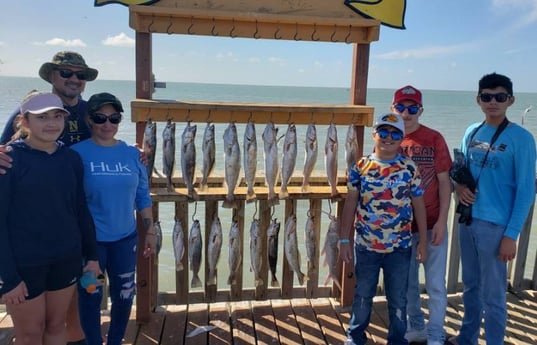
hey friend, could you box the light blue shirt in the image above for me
[72,139,152,242]
[461,121,536,240]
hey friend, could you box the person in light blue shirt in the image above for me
[448,73,536,345]
[71,92,157,345]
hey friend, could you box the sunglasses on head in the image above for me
[57,69,88,81]
[375,127,403,141]
[90,113,122,124]
[478,92,510,103]
[393,103,421,115]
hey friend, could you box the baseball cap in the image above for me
[20,92,70,115]
[87,92,124,115]
[374,112,405,136]
[393,85,422,105]
[39,51,98,83]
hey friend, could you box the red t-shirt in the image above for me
[400,125,452,231]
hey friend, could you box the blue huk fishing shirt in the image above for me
[71,139,152,242]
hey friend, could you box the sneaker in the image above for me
[405,328,427,342]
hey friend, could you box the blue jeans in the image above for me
[456,219,507,345]
[79,232,138,345]
[406,230,448,342]
[347,246,411,345]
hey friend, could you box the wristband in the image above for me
[339,239,350,244]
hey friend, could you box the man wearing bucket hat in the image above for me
[1,51,98,147]
[0,51,98,345]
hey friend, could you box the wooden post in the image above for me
[510,204,534,290]
[135,31,153,323]
[339,43,370,307]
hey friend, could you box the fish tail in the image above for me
[279,187,289,199]
[227,274,235,285]
[326,274,342,291]
[301,182,311,193]
[246,187,256,202]
[191,275,202,288]
[176,262,184,271]
[255,278,264,287]
[222,197,236,209]
[270,275,280,287]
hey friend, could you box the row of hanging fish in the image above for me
[143,120,360,206]
[153,210,342,289]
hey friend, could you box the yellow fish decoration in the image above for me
[94,0,160,6]
[345,0,407,29]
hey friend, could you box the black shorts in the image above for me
[15,256,82,300]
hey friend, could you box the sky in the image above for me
[1,0,537,92]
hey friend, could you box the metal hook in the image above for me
[287,112,292,124]
[186,109,191,123]
[253,20,260,39]
[274,23,282,39]
[345,25,352,44]
[230,18,237,38]
[187,16,195,35]
[206,110,211,123]
[166,108,171,122]
[330,24,338,42]
[294,22,301,41]
[310,111,315,124]
[211,17,219,36]
[331,112,335,124]
[191,202,198,222]
[271,205,276,218]
[166,16,173,34]
[311,23,320,41]
[248,111,253,122]
[148,14,155,33]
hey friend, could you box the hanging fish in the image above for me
[143,119,158,179]
[243,121,258,202]
[325,123,339,198]
[304,212,316,272]
[162,120,176,192]
[322,213,342,290]
[222,123,241,209]
[200,122,215,191]
[227,220,242,285]
[207,215,223,286]
[181,122,197,197]
[249,218,263,287]
[262,122,279,205]
[284,214,306,286]
[280,124,297,199]
[267,218,281,287]
[172,217,185,271]
[345,124,359,176]
[302,123,318,192]
[154,220,163,256]
[188,219,203,288]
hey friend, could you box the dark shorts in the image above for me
[16,256,82,300]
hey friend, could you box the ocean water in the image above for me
[1,76,536,291]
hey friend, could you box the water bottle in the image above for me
[80,271,104,294]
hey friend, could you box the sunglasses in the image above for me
[478,92,510,103]
[393,103,421,115]
[90,113,122,124]
[57,69,88,81]
[376,127,404,141]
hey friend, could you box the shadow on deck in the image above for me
[1,290,537,345]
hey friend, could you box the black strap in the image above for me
[467,117,509,186]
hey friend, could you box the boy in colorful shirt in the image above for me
[340,112,428,345]
[392,85,453,345]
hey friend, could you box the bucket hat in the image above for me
[39,51,98,83]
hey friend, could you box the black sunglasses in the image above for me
[376,127,403,141]
[479,92,510,103]
[394,103,421,115]
[57,69,88,81]
[90,113,122,124]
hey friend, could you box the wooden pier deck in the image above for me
[1,290,536,345]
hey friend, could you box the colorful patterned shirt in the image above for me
[348,153,423,253]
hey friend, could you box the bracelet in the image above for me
[339,239,350,244]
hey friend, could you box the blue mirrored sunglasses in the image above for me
[394,103,421,115]
[376,127,403,141]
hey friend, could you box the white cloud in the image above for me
[491,0,537,27]
[268,57,285,66]
[248,57,261,64]
[33,38,87,47]
[102,32,134,47]
[375,44,471,60]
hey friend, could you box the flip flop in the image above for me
[444,337,459,345]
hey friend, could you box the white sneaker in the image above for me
[343,337,355,345]
[427,341,443,345]
[405,328,427,342]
